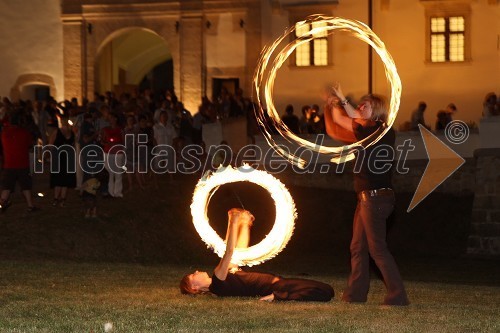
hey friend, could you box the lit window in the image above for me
[430,16,465,62]
[295,22,329,67]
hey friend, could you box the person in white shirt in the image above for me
[153,111,176,181]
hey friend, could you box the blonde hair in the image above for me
[360,94,388,123]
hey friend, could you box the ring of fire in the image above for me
[253,15,402,167]
[191,165,297,267]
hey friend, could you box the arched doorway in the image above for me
[95,28,173,98]
[10,73,57,102]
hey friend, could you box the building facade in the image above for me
[0,0,498,127]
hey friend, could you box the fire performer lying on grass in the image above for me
[180,208,334,302]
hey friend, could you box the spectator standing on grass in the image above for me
[49,116,76,207]
[153,100,169,124]
[0,112,38,213]
[124,114,144,191]
[192,103,212,144]
[299,105,311,134]
[32,100,49,145]
[95,104,111,133]
[436,103,457,130]
[101,112,124,198]
[482,93,499,117]
[153,111,176,179]
[281,104,300,134]
[410,101,428,130]
[308,104,325,134]
[234,88,251,117]
[137,114,154,184]
[177,102,193,146]
[45,98,59,138]
[79,110,100,181]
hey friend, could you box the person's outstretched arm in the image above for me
[236,211,254,249]
[323,103,356,143]
[332,84,362,119]
[214,209,241,281]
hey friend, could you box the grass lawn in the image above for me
[0,174,498,332]
[0,261,499,333]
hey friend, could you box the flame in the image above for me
[191,165,297,267]
[253,15,401,168]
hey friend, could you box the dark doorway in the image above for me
[20,84,50,101]
[35,86,50,101]
[212,78,239,101]
[139,59,174,98]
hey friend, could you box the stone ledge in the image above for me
[474,148,500,158]
[470,223,500,236]
[467,236,500,256]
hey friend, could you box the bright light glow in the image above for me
[37,192,44,197]
[68,120,74,126]
[191,165,297,267]
[254,15,401,168]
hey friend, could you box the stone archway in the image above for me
[61,1,261,113]
[94,27,173,95]
[10,73,57,102]
[87,19,182,100]
[62,3,202,112]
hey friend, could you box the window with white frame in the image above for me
[430,15,465,62]
[295,21,329,67]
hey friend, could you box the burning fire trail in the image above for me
[191,165,297,267]
[253,15,401,167]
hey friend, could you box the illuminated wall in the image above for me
[372,0,499,128]
[0,0,64,101]
[263,0,369,118]
[264,0,499,129]
[0,0,496,127]
[205,12,247,98]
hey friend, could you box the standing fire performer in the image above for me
[180,208,334,302]
[324,84,409,306]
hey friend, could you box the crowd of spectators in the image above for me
[1,88,498,216]
[400,92,499,132]
[0,87,255,217]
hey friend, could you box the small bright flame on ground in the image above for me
[68,120,74,126]
[191,165,297,267]
[37,193,44,197]
[253,15,401,167]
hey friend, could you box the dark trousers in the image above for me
[342,192,409,305]
[272,278,334,302]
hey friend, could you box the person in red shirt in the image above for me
[101,112,125,198]
[0,112,38,213]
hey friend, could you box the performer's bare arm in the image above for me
[332,84,362,119]
[236,211,254,248]
[214,209,241,281]
[215,209,254,280]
